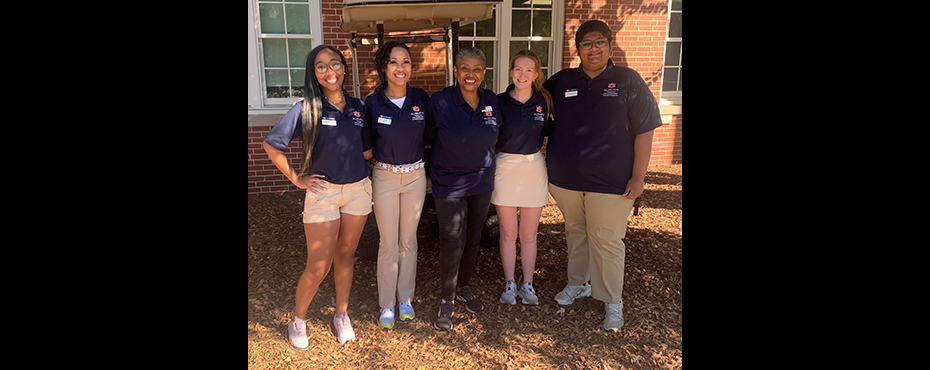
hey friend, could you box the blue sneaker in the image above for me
[398,301,415,321]
[379,308,395,329]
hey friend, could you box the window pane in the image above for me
[530,41,549,66]
[285,4,310,34]
[475,8,496,36]
[512,10,530,37]
[266,69,291,98]
[664,41,680,67]
[260,4,285,34]
[532,10,551,37]
[290,69,306,97]
[669,13,682,38]
[513,0,531,8]
[263,38,287,68]
[475,41,495,68]
[510,41,527,63]
[662,67,678,92]
[288,38,314,68]
[460,22,475,36]
[483,70,494,91]
[672,0,681,11]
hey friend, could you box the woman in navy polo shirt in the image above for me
[492,50,552,307]
[363,41,430,330]
[262,45,372,347]
[425,46,501,331]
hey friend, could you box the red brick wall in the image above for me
[649,114,681,165]
[248,126,304,194]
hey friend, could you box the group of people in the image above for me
[262,20,663,349]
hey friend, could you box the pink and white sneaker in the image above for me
[287,316,309,350]
[333,312,356,345]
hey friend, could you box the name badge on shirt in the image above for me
[482,106,493,113]
[565,88,579,98]
[377,115,392,125]
[322,118,337,126]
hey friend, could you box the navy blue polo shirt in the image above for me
[264,90,372,185]
[542,60,662,194]
[364,83,430,165]
[496,85,548,154]
[425,85,501,198]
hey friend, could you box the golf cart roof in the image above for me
[341,0,501,34]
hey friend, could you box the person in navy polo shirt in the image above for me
[363,41,430,330]
[492,50,553,307]
[262,45,372,347]
[542,20,662,332]
[425,46,501,331]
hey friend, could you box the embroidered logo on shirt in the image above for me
[411,105,425,121]
[351,111,364,126]
[603,82,620,97]
[536,106,543,113]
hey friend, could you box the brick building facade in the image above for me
[248,0,681,194]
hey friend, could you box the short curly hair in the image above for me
[374,41,412,85]
[574,20,612,50]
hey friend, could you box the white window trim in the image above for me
[248,0,324,114]
[459,1,563,93]
[660,0,681,105]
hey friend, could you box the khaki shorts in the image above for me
[302,177,372,224]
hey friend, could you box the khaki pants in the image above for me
[372,166,426,309]
[548,183,635,304]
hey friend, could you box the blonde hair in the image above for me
[509,49,552,122]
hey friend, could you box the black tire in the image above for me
[356,211,380,261]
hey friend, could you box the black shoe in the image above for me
[434,300,454,331]
[456,286,484,313]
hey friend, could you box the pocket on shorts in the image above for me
[304,189,321,206]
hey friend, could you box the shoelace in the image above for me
[292,318,305,331]
[458,287,476,300]
[439,302,454,317]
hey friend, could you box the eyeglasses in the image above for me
[314,61,343,74]
[578,39,609,51]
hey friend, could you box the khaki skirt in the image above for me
[491,151,549,207]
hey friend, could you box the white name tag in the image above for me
[377,115,392,125]
[482,105,493,112]
[565,89,578,98]
[322,118,337,126]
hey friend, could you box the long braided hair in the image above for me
[298,45,347,175]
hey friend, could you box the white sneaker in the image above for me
[333,312,356,345]
[603,301,624,332]
[518,282,539,305]
[379,308,395,329]
[287,316,309,350]
[499,281,517,305]
[398,301,415,321]
[554,282,591,305]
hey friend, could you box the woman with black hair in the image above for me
[263,44,373,347]
[425,46,502,331]
[364,41,430,329]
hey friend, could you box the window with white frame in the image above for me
[248,0,323,110]
[459,0,563,93]
[661,0,681,100]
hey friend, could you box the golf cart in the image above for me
[341,0,503,261]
